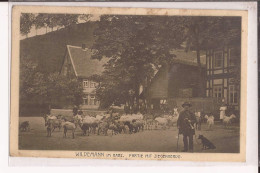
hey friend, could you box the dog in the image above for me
[198,135,216,150]
[19,121,30,132]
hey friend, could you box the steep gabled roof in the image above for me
[67,45,107,78]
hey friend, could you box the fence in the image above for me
[168,97,220,113]
[51,109,106,117]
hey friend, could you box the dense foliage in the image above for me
[92,15,241,109]
[20,13,92,37]
[92,15,188,108]
[19,13,241,111]
[20,57,84,110]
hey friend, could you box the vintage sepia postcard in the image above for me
[10,5,248,162]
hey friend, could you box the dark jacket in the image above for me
[177,109,196,135]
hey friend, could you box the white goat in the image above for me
[154,117,168,130]
[43,114,57,126]
[119,115,134,122]
[132,113,144,120]
[223,114,236,127]
[173,108,179,117]
[82,116,99,124]
[162,115,178,128]
[205,115,214,130]
[62,121,76,139]
[73,114,83,128]
[96,114,105,121]
[81,116,99,134]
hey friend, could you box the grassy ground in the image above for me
[19,117,240,153]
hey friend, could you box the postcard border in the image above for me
[10,5,248,162]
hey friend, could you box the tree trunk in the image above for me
[196,46,201,71]
[135,84,140,112]
[194,22,204,97]
[195,22,201,71]
[196,45,205,97]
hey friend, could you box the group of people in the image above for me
[123,103,147,115]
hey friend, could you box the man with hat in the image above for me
[177,102,196,152]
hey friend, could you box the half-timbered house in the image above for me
[60,44,107,109]
[205,45,240,110]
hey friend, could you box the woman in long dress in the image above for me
[219,104,227,123]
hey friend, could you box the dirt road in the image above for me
[19,117,239,153]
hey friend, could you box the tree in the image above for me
[184,16,241,67]
[20,13,35,37]
[21,13,92,36]
[184,16,241,95]
[20,56,47,104]
[46,73,84,108]
[92,15,187,109]
[79,14,93,22]
[20,56,84,110]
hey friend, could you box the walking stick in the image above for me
[193,123,199,145]
[177,128,180,152]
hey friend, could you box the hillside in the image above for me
[20,21,98,74]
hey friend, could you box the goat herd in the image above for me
[19,110,237,139]
[43,112,179,139]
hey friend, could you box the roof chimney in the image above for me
[82,43,86,50]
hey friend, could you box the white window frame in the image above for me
[83,80,89,88]
[90,81,96,88]
[214,51,223,68]
[229,85,238,104]
[89,95,96,105]
[213,85,222,98]
[83,97,88,105]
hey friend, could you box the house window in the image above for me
[213,85,222,98]
[90,82,96,88]
[229,48,240,66]
[214,51,223,68]
[89,95,96,105]
[83,97,88,105]
[83,80,88,88]
[229,85,238,104]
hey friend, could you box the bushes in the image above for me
[19,57,84,116]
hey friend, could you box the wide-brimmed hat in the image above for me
[182,102,192,108]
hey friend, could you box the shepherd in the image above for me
[177,102,196,152]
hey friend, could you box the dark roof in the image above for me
[67,45,107,78]
[170,49,206,67]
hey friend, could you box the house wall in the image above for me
[80,78,100,109]
[206,46,240,110]
[146,65,169,99]
[147,63,205,99]
[60,52,100,109]
[168,63,205,98]
[146,63,206,110]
